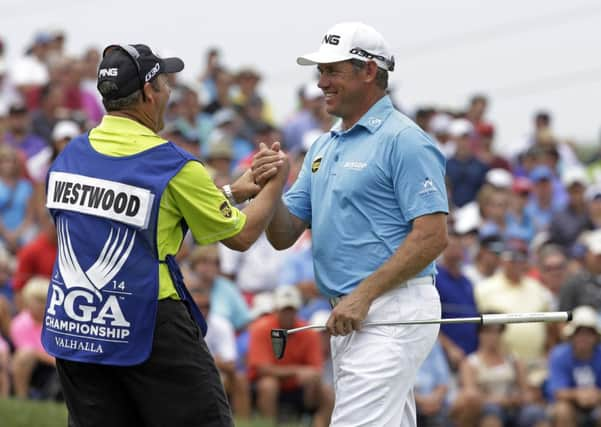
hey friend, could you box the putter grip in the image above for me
[481,311,570,325]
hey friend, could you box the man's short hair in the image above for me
[349,58,388,90]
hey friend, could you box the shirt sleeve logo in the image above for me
[220,201,233,218]
[419,177,438,195]
[311,156,323,173]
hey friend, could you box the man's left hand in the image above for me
[229,168,262,202]
[326,291,370,336]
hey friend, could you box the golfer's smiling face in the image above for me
[317,60,365,120]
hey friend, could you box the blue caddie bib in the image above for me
[42,134,206,366]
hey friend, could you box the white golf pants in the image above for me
[330,278,441,427]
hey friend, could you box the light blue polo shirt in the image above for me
[284,96,448,297]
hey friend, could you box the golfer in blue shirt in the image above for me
[253,22,449,427]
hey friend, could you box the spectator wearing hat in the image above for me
[525,165,565,233]
[429,112,455,158]
[463,232,504,286]
[247,285,332,426]
[476,236,552,373]
[188,244,252,331]
[209,108,254,167]
[446,118,490,208]
[548,168,592,249]
[477,184,512,239]
[50,119,80,160]
[204,133,234,176]
[547,306,601,427]
[10,276,57,399]
[436,231,479,369]
[506,176,537,243]
[11,32,51,109]
[232,67,274,126]
[476,122,512,171]
[559,230,601,313]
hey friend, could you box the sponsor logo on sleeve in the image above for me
[220,201,232,218]
[419,177,438,195]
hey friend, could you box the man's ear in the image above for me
[364,61,378,84]
[142,82,155,103]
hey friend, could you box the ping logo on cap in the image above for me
[99,68,118,78]
[322,34,340,45]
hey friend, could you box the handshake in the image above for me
[227,141,290,204]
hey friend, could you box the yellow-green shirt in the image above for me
[88,115,246,299]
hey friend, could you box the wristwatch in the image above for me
[222,184,237,205]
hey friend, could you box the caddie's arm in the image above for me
[221,153,290,251]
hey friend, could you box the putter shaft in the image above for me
[286,311,571,335]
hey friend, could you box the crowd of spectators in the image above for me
[1,30,601,427]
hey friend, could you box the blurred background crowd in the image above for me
[1,29,601,427]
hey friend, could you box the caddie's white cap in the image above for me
[297,22,395,72]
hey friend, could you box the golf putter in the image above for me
[271,311,572,359]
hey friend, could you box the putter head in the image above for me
[271,329,288,359]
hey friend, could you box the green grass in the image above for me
[0,398,305,427]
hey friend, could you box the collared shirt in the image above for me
[436,266,479,355]
[284,96,448,297]
[475,272,551,362]
[89,115,246,299]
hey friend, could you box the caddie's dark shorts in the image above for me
[56,299,233,427]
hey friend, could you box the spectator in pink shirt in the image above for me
[10,276,56,398]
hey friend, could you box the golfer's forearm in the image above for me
[265,199,305,250]
[355,224,447,303]
[227,180,284,251]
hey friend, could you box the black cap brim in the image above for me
[163,57,184,73]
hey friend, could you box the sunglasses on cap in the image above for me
[349,47,395,71]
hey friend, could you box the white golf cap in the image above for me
[274,285,302,310]
[250,292,274,319]
[485,168,513,189]
[563,306,601,338]
[297,22,395,72]
[303,81,323,100]
[562,167,589,188]
[448,118,473,138]
[52,120,80,141]
[583,229,601,255]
